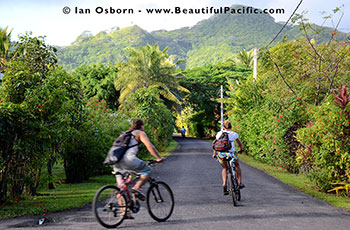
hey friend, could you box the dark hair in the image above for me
[130,119,144,130]
[223,120,232,129]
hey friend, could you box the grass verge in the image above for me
[0,140,178,219]
[239,154,350,211]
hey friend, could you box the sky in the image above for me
[0,0,349,46]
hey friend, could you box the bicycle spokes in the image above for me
[147,182,174,222]
[93,185,127,228]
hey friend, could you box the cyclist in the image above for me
[181,126,186,139]
[212,120,244,195]
[113,119,164,201]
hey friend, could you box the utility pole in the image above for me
[220,85,223,130]
[253,47,258,82]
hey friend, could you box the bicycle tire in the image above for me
[146,181,174,222]
[227,172,237,206]
[233,177,241,201]
[93,185,127,228]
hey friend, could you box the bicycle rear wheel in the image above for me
[93,185,127,228]
[146,181,174,222]
[227,172,237,206]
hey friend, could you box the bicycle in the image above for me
[92,160,174,228]
[225,152,242,207]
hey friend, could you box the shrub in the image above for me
[120,86,175,157]
[295,87,350,191]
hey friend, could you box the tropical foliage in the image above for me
[73,63,120,109]
[179,61,251,137]
[115,44,188,109]
[237,49,254,68]
[120,86,175,156]
[0,34,179,204]
[226,10,350,193]
[0,26,12,61]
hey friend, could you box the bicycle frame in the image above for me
[228,161,236,178]
[224,156,237,178]
[115,172,139,201]
[116,172,157,201]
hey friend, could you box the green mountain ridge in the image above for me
[57,5,344,71]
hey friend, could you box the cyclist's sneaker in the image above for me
[131,189,146,201]
[239,183,245,189]
[223,186,229,195]
[124,214,135,220]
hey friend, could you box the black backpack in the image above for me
[103,130,138,165]
[212,132,232,152]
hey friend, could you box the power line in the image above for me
[268,0,303,47]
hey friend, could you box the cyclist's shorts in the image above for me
[216,151,238,165]
[135,161,151,176]
[114,159,151,177]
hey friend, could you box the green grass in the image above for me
[0,140,178,219]
[0,175,116,219]
[239,154,350,211]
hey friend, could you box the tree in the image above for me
[0,26,12,61]
[10,32,57,79]
[0,33,82,201]
[237,49,253,68]
[73,63,120,110]
[120,86,175,152]
[115,44,188,108]
[180,61,251,137]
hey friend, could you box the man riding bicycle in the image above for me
[212,120,245,195]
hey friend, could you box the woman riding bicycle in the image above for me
[113,119,164,200]
[212,120,244,195]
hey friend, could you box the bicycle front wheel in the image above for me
[234,178,241,201]
[227,173,237,206]
[93,185,127,228]
[146,181,174,222]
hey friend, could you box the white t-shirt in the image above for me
[215,130,239,152]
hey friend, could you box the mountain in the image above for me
[57,5,344,71]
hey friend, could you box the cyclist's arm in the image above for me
[139,131,164,162]
[236,138,243,152]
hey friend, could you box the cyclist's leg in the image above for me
[216,152,228,186]
[220,162,228,186]
[132,161,151,191]
[234,159,243,185]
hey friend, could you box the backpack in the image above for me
[212,132,232,152]
[103,130,138,165]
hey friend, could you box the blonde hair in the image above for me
[223,120,232,129]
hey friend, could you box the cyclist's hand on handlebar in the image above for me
[238,149,244,154]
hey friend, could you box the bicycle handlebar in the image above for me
[147,159,164,166]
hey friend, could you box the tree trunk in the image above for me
[47,157,55,190]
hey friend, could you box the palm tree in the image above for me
[0,26,12,61]
[237,49,253,68]
[115,44,188,105]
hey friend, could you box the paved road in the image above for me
[1,137,350,229]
